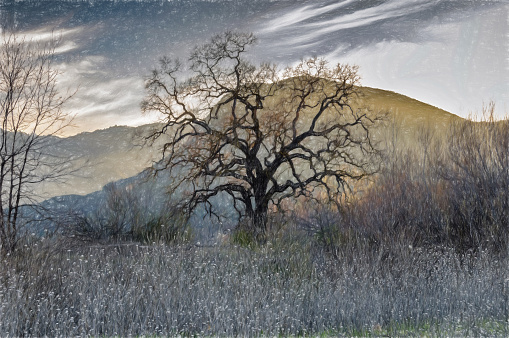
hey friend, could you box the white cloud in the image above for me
[261,0,355,33]
[54,55,154,135]
[257,0,509,119]
[281,0,439,46]
[0,27,83,54]
[17,27,82,42]
[303,0,436,29]
[54,40,78,54]
[70,78,144,117]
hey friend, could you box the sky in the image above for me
[1,0,508,135]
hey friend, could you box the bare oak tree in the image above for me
[143,32,379,239]
[0,33,72,254]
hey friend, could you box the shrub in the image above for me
[60,182,191,245]
[131,210,192,245]
[339,103,509,254]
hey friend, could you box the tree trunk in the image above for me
[0,221,16,257]
[252,203,268,243]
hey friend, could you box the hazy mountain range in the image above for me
[39,123,168,199]
[14,86,456,243]
[34,87,459,214]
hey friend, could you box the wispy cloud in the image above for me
[16,27,82,42]
[56,56,152,135]
[304,0,437,29]
[273,0,439,46]
[261,0,355,33]
[70,77,143,117]
[0,27,83,54]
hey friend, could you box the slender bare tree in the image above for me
[143,32,379,240]
[0,32,73,254]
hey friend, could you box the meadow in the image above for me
[1,237,508,336]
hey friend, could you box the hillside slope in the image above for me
[38,123,168,200]
[37,87,462,200]
[354,87,462,150]
[359,86,460,127]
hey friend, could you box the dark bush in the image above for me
[300,104,509,256]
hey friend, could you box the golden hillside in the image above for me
[38,86,462,200]
[354,87,463,150]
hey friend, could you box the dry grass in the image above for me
[1,240,508,336]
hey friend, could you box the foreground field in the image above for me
[1,238,508,336]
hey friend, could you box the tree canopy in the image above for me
[143,32,380,240]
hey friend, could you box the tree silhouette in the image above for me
[0,33,73,254]
[143,32,379,240]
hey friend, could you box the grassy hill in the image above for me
[359,87,460,126]
[37,87,463,199]
[354,87,462,151]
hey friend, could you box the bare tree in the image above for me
[143,32,379,240]
[0,32,73,254]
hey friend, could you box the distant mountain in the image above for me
[29,87,463,234]
[359,87,460,128]
[37,86,463,201]
[38,123,170,200]
[24,86,469,245]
